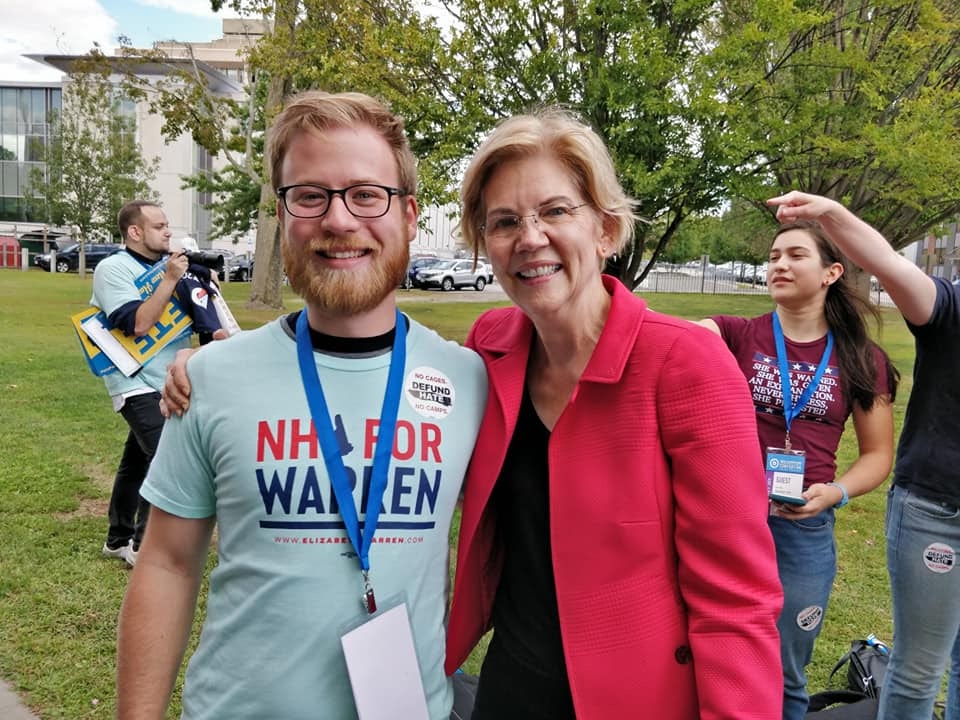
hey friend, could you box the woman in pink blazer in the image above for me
[445,108,784,719]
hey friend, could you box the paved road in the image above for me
[0,679,38,720]
[397,283,509,302]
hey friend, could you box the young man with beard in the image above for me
[94,201,191,568]
[115,91,487,720]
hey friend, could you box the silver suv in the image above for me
[415,258,489,291]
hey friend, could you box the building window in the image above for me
[0,86,61,204]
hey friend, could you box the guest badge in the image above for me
[766,447,807,505]
[340,602,430,720]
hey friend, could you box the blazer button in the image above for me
[674,645,692,664]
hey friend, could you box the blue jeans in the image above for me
[879,485,960,720]
[769,510,837,720]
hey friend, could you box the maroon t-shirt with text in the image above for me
[713,312,889,488]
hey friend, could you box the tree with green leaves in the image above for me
[98,0,291,308]
[109,0,465,308]
[660,201,775,267]
[715,0,960,251]
[93,0,960,299]
[179,76,267,244]
[438,0,733,289]
[24,73,157,260]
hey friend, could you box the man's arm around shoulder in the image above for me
[117,507,214,720]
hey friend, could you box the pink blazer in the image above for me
[446,276,783,719]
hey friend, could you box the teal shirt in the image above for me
[142,317,487,719]
[90,251,191,397]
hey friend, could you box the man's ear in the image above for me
[404,195,419,243]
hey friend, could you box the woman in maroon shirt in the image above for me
[700,220,899,720]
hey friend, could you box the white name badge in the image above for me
[340,602,430,720]
[766,447,807,505]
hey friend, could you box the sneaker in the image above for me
[102,541,130,560]
[121,542,138,568]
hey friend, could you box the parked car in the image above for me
[405,255,444,289]
[219,249,253,282]
[35,242,121,273]
[414,258,489,291]
[19,231,71,263]
[184,248,252,281]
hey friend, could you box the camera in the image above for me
[182,250,224,273]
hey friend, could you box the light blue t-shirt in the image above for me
[142,315,487,720]
[91,251,192,397]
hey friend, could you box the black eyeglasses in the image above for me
[277,183,407,219]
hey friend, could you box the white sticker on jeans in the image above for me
[797,605,823,631]
[923,543,955,574]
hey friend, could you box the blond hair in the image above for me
[459,108,637,254]
[267,90,417,195]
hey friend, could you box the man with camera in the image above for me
[172,238,237,345]
[92,200,192,567]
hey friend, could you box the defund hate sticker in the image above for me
[797,605,823,632]
[405,367,455,418]
[923,543,955,574]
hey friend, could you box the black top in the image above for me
[473,387,575,720]
[177,265,222,343]
[895,277,960,506]
[282,310,406,355]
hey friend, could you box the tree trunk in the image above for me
[246,182,284,310]
[245,0,296,310]
[846,263,885,308]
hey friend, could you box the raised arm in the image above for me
[116,508,214,720]
[767,191,937,326]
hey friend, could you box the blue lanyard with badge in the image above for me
[765,313,834,506]
[295,308,406,613]
[295,309,431,720]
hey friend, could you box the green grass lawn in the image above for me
[0,270,912,717]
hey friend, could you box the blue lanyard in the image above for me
[772,312,834,446]
[294,309,406,580]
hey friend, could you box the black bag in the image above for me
[807,639,944,720]
[828,639,889,699]
[805,690,878,719]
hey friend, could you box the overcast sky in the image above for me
[0,0,229,82]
